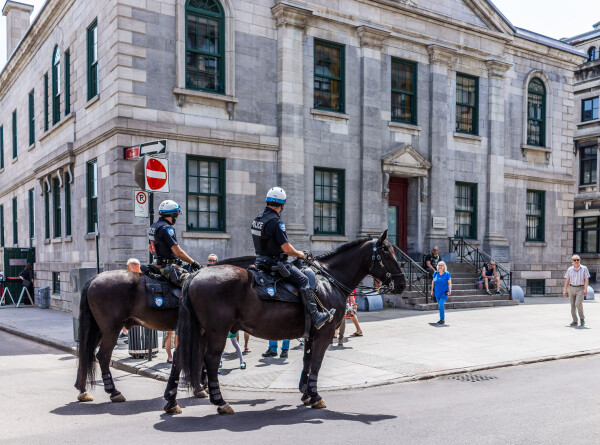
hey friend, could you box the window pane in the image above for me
[314,42,343,112]
[186,157,224,230]
[314,168,343,234]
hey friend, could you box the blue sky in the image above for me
[0,1,599,67]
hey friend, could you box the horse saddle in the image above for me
[248,264,317,303]
[140,264,181,310]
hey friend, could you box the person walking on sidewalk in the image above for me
[431,261,452,325]
[563,255,590,327]
[262,340,290,359]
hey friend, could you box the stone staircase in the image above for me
[398,262,518,311]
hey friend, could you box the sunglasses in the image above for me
[208,259,217,263]
[573,259,580,262]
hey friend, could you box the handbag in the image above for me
[22,279,32,287]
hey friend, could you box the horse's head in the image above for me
[368,230,406,294]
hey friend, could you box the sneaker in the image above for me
[581,319,585,327]
[240,362,247,370]
[437,320,445,325]
[570,321,578,326]
[486,290,492,295]
[280,349,288,359]
[496,290,501,294]
[119,333,127,339]
[262,349,277,358]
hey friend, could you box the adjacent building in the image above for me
[0,0,585,310]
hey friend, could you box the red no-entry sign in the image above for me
[145,157,170,193]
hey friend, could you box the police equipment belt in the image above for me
[158,258,182,266]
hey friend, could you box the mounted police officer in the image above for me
[251,187,335,330]
[149,200,201,287]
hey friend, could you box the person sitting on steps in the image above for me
[481,260,502,295]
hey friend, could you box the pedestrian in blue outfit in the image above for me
[262,340,290,359]
[431,261,452,325]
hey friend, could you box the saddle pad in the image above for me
[248,268,300,303]
[145,276,181,310]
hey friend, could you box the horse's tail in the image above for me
[76,278,101,391]
[177,271,204,392]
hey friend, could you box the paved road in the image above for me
[1,330,599,444]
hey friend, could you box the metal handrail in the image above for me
[392,245,431,304]
[448,237,512,298]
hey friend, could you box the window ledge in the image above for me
[173,87,237,111]
[182,231,231,240]
[310,108,349,122]
[85,95,100,109]
[28,142,36,152]
[44,238,51,245]
[578,185,597,192]
[0,168,3,174]
[310,235,349,242]
[85,233,97,240]
[51,237,62,244]
[577,118,600,127]
[40,113,75,142]
[388,121,421,133]
[64,235,73,243]
[524,241,547,247]
[11,156,18,164]
[453,132,482,142]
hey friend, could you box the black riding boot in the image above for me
[300,288,335,331]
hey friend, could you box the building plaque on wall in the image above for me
[432,217,447,229]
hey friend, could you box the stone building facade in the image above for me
[564,23,600,287]
[0,0,584,310]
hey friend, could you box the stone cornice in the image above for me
[426,44,456,67]
[485,59,512,78]
[271,1,313,29]
[356,25,390,50]
[504,171,574,186]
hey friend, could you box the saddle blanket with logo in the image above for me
[248,268,301,303]
[142,268,181,310]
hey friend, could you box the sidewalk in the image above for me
[1,298,599,392]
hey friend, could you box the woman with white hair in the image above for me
[430,261,452,325]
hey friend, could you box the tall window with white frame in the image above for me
[588,47,597,62]
[28,188,35,247]
[87,20,98,100]
[12,197,17,246]
[527,78,545,146]
[186,156,225,231]
[53,177,61,238]
[43,73,49,132]
[314,168,344,235]
[314,40,345,113]
[582,97,599,122]
[455,74,478,134]
[52,272,60,295]
[44,183,50,240]
[87,160,98,233]
[391,58,417,125]
[526,190,545,242]
[28,89,35,146]
[580,145,597,186]
[455,182,477,239]
[575,216,600,253]
[52,46,61,125]
[185,0,225,93]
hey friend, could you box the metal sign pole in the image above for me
[146,192,154,362]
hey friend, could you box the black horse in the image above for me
[75,257,254,403]
[167,231,405,415]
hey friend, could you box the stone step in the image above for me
[407,294,511,304]
[412,299,518,311]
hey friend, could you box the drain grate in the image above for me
[446,374,497,382]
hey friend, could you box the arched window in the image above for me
[52,46,61,125]
[588,47,597,62]
[527,78,545,147]
[185,0,224,93]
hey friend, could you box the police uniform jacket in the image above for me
[149,217,179,264]
[251,207,288,262]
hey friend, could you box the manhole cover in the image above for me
[446,374,497,382]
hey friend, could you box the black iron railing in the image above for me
[448,237,512,297]
[392,245,432,304]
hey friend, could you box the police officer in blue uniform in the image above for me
[251,187,334,331]
[149,200,201,286]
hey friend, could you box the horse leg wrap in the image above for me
[307,373,318,398]
[102,372,115,393]
[164,376,179,400]
[208,381,222,402]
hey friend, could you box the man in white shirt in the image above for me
[563,255,590,327]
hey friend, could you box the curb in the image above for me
[3,321,600,392]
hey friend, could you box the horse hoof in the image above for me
[164,402,182,415]
[217,403,235,415]
[194,389,208,398]
[110,393,126,403]
[311,399,327,409]
[301,395,311,406]
[77,392,94,402]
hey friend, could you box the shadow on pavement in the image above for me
[428,323,449,328]
[154,403,396,432]
[51,396,168,417]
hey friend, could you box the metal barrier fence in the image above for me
[392,245,431,304]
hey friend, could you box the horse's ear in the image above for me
[377,230,388,246]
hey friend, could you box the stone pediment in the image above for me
[382,144,431,177]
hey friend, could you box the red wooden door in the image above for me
[388,177,408,251]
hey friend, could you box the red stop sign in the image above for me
[146,157,168,191]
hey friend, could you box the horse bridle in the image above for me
[368,240,404,293]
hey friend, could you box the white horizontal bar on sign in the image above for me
[146,170,167,179]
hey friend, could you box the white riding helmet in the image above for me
[266,187,287,205]
[158,200,181,216]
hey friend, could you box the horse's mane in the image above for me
[316,238,369,262]
[212,255,256,268]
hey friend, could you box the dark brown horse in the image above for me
[75,257,254,403]
[168,231,405,415]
